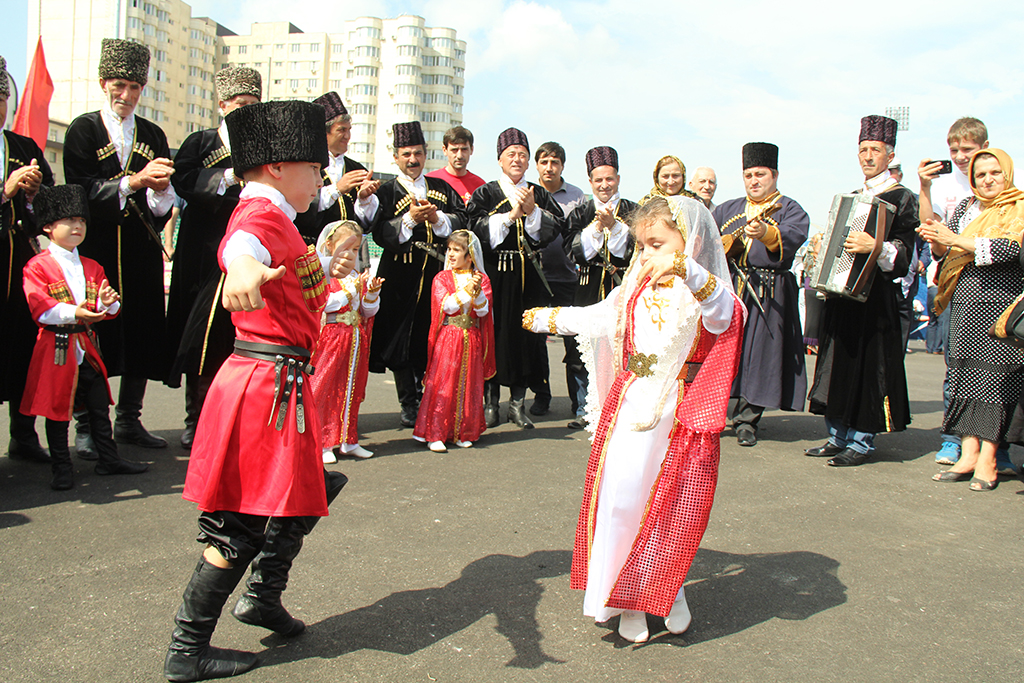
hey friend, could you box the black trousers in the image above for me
[47,361,118,466]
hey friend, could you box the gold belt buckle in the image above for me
[627,352,657,377]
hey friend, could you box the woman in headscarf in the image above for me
[640,155,702,204]
[523,196,744,642]
[919,149,1024,491]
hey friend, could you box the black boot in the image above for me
[483,380,500,428]
[8,405,50,463]
[393,367,421,428]
[114,376,168,448]
[507,387,535,429]
[165,558,258,682]
[74,409,98,460]
[232,470,346,636]
[181,375,210,449]
[45,419,74,490]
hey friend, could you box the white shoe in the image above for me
[412,434,426,443]
[455,440,473,448]
[341,443,374,459]
[322,448,337,464]
[618,610,649,643]
[665,587,692,634]
[428,441,447,453]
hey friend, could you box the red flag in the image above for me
[13,37,54,152]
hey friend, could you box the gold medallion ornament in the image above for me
[627,352,658,378]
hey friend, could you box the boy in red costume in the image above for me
[20,184,148,490]
[164,101,358,682]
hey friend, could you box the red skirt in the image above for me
[310,322,370,448]
[413,323,487,443]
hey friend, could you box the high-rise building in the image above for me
[26,1,466,173]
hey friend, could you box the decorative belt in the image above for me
[494,249,523,272]
[232,339,314,433]
[443,313,477,329]
[326,310,362,326]
[736,265,781,300]
[44,324,87,366]
[626,353,702,383]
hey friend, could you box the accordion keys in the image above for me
[809,193,896,302]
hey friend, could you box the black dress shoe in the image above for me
[75,431,98,460]
[50,463,74,490]
[180,424,196,450]
[484,405,499,428]
[399,405,418,428]
[114,422,168,448]
[95,459,150,475]
[7,438,51,463]
[826,448,870,467]
[529,398,550,417]
[736,427,757,447]
[507,399,535,429]
[567,417,588,430]
[805,442,844,458]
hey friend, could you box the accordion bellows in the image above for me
[809,193,895,302]
[226,101,329,175]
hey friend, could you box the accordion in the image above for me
[809,193,896,302]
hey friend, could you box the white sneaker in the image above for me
[341,443,374,459]
[618,610,649,643]
[665,587,692,634]
[455,440,473,448]
[428,441,447,453]
[322,448,337,464]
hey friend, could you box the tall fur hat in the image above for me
[392,121,425,149]
[586,146,618,175]
[742,142,779,170]
[859,115,898,148]
[215,66,261,102]
[98,39,150,86]
[0,56,9,99]
[34,185,91,228]
[496,127,529,159]
[313,92,348,122]
[226,100,329,176]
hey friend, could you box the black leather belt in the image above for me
[233,339,314,433]
[44,324,88,366]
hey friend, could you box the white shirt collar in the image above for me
[397,170,426,198]
[594,192,620,213]
[863,170,898,197]
[240,181,298,221]
[0,131,6,184]
[499,173,528,204]
[48,241,81,262]
[327,152,346,172]
[217,119,231,153]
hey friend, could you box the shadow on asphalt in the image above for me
[599,547,847,648]
[256,549,570,670]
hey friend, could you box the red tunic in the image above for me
[20,251,114,421]
[183,197,331,517]
[413,270,495,443]
[310,276,375,448]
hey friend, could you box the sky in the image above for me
[4,0,1024,225]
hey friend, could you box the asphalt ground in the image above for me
[1,339,1022,683]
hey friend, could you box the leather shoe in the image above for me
[529,398,550,417]
[114,422,168,448]
[484,404,499,428]
[399,405,418,428]
[736,427,757,447]
[180,424,196,450]
[826,448,870,467]
[567,417,587,430]
[805,442,844,458]
[7,438,51,463]
[507,399,535,429]
[75,432,98,460]
[50,463,74,490]
[95,458,149,475]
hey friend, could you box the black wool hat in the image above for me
[0,56,9,99]
[586,146,618,175]
[313,92,348,122]
[215,66,262,102]
[496,127,529,159]
[98,38,150,86]
[226,100,329,176]
[859,115,898,148]
[392,121,425,149]
[742,142,779,170]
[34,185,90,228]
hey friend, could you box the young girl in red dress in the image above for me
[310,220,383,462]
[413,229,495,452]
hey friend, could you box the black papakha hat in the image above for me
[226,100,329,176]
[586,146,618,175]
[496,127,529,159]
[0,56,9,99]
[34,185,91,228]
[313,91,348,122]
[742,142,779,170]
[859,115,898,148]
[215,66,262,102]
[392,121,425,149]
[98,38,150,86]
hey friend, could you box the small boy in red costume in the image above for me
[164,101,358,682]
[20,184,149,490]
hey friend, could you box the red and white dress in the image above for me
[310,273,378,450]
[413,269,495,444]
[20,244,117,421]
[183,187,332,518]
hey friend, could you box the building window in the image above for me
[290,43,301,53]
[353,66,378,77]
[396,64,419,76]
[238,45,247,54]
[351,103,376,116]
[352,123,375,137]
[332,44,344,54]
[421,74,451,86]
[397,45,419,57]
[289,79,299,89]
[350,142,372,155]
[396,84,417,95]
[310,43,320,52]
[307,79,318,89]
[355,26,381,40]
[395,103,417,116]
[329,79,342,89]
[354,46,380,59]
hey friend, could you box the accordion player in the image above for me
[809,193,896,302]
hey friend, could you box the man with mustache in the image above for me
[63,39,177,454]
[357,121,465,427]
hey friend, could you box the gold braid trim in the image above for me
[522,307,540,331]
[672,251,687,279]
[693,275,718,302]
[548,307,562,335]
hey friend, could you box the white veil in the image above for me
[447,229,487,277]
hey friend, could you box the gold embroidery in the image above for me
[295,244,327,310]
[522,307,540,330]
[627,352,658,377]
[548,307,561,334]
[47,281,74,304]
[672,250,686,279]
[96,143,117,161]
[693,275,718,302]
[641,290,671,331]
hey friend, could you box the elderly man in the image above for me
[806,115,917,466]
[468,128,563,428]
[561,146,637,429]
[63,39,177,452]
[358,121,464,426]
[165,66,261,448]
[0,55,55,463]
[689,166,718,210]
[713,143,809,447]
[427,125,485,203]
